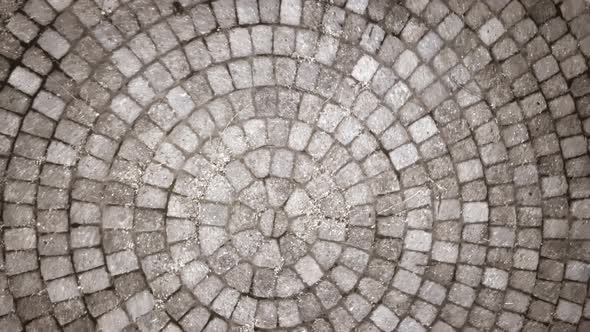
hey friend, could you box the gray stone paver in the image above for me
[1,0,590,331]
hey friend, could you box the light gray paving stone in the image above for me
[8,66,42,95]
[371,304,399,331]
[352,54,379,82]
[316,35,339,65]
[98,308,130,331]
[191,4,217,35]
[111,47,142,77]
[281,0,302,25]
[236,0,260,24]
[37,29,70,59]
[212,0,237,28]
[7,13,39,43]
[361,24,385,53]
[93,21,123,51]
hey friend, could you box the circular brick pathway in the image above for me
[1,0,590,331]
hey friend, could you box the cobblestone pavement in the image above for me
[1,0,590,331]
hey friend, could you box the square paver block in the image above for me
[8,67,42,95]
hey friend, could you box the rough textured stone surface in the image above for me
[1,0,590,331]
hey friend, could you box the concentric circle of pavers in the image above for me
[1,0,590,331]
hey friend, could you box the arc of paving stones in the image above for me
[1,0,590,331]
